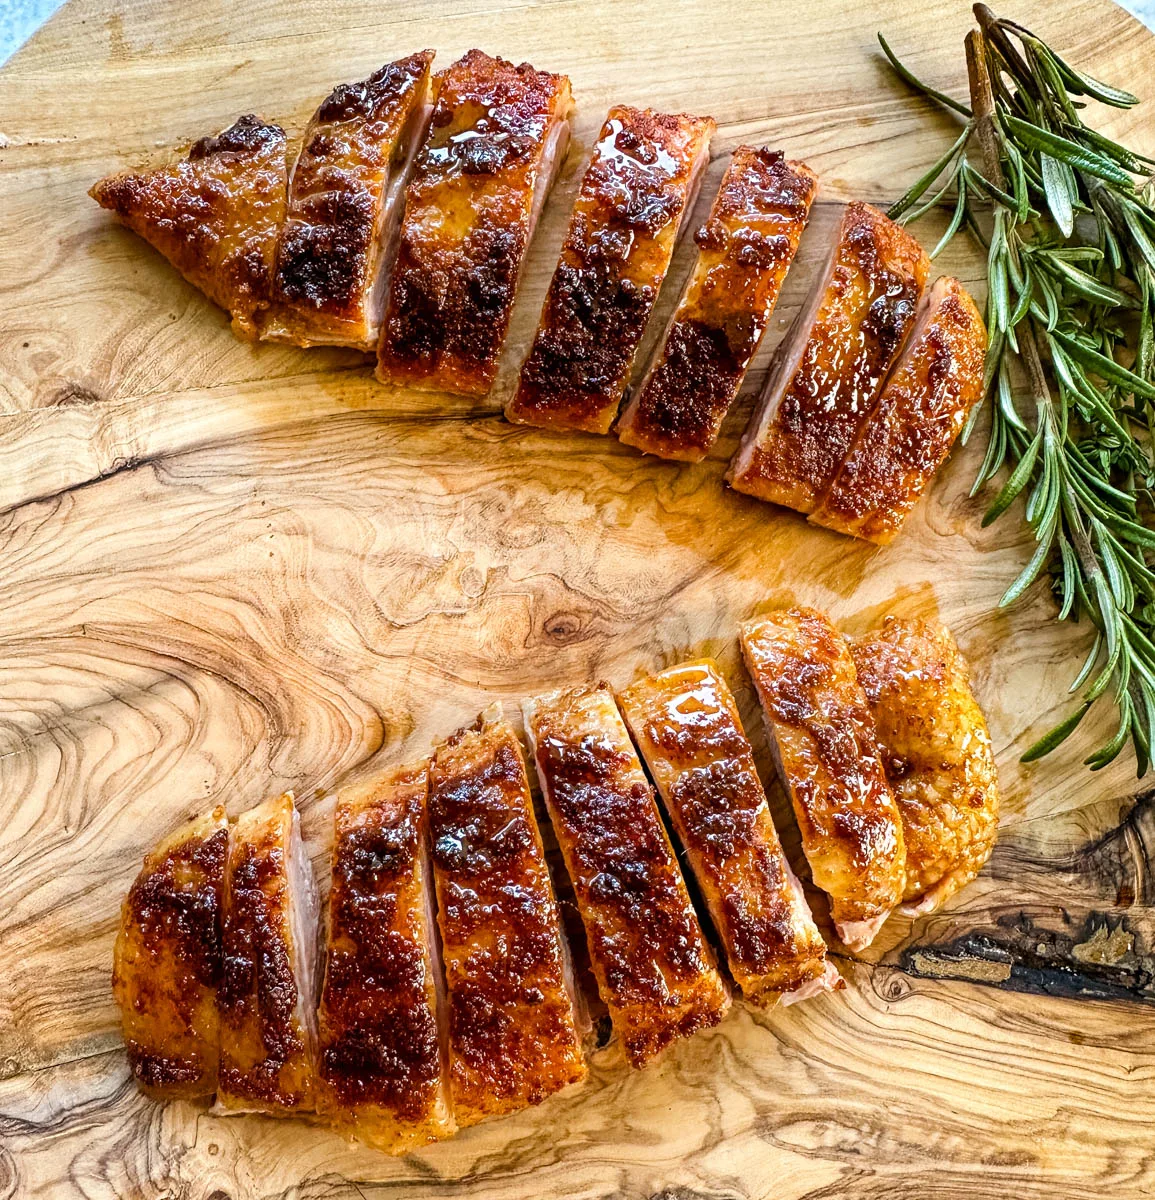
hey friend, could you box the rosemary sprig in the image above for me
[880,4,1155,774]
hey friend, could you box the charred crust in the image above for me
[630,318,745,451]
[320,775,444,1114]
[317,51,433,124]
[516,257,655,421]
[127,1045,210,1091]
[125,825,228,998]
[220,834,304,1076]
[428,722,582,1106]
[511,107,711,426]
[534,718,710,1002]
[384,224,526,375]
[626,149,814,456]
[320,1004,441,1113]
[189,114,285,161]
[378,50,569,389]
[276,189,375,312]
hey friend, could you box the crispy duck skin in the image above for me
[428,710,588,1127]
[216,792,320,1115]
[90,115,287,339]
[316,762,455,1153]
[617,661,839,1007]
[376,50,573,396]
[728,202,929,511]
[524,684,729,1067]
[506,106,716,434]
[851,617,1000,916]
[263,51,435,350]
[112,806,229,1099]
[740,610,906,951]
[810,277,988,543]
[617,149,818,462]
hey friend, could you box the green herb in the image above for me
[879,3,1155,774]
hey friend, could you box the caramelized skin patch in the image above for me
[218,793,316,1113]
[526,685,728,1066]
[618,149,817,461]
[267,51,435,350]
[507,106,716,433]
[112,807,228,1099]
[376,49,572,395]
[729,202,929,511]
[90,115,287,338]
[740,610,905,948]
[618,661,829,1005]
[811,277,988,543]
[317,762,454,1153]
[851,617,999,913]
[428,714,586,1126]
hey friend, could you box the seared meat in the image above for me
[617,661,838,1007]
[112,806,229,1099]
[618,149,817,461]
[728,202,929,511]
[851,617,1000,915]
[506,106,716,433]
[376,50,573,395]
[316,762,455,1153]
[811,276,988,542]
[216,793,320,1114]
[264,51,435,350]
[90,115,287,339]
[524,684,729,1067]
[740,610,906,951]
[427,709,588,1127]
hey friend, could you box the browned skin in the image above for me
[810,277,988,543]
[851,618,1000,914]
[376,50,572,396]
[90,115,287,339]
[740,610,906,950]
[618,149,817,461]
[265,52,434,350]
[112,807,228,1099]
[217,793,316,1114]
[316,762,455,1153]
[507,106,716,434]
[525,685,729,1067]
[728,202,930,511]
[617,661,830,1006]
[428,713,587,1126]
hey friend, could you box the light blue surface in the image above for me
[1,0,1153,66]
[1,0,65,63]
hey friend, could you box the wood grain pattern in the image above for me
[2,0,1155,1196]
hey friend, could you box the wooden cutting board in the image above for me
[3,0,1155,1195]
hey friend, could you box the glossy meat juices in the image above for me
[264,51,436,350]
[376,49,573,396]
[617,661,838,1006]
[90,115,288,338]
[524,684,729,1066]
[618,148,817,461]
[427,711,588,1126]
[740,610,906,951]
[810,276,988,542]
[729,202,930,511]
[316,762,454,1153]
[507,106,716,433]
